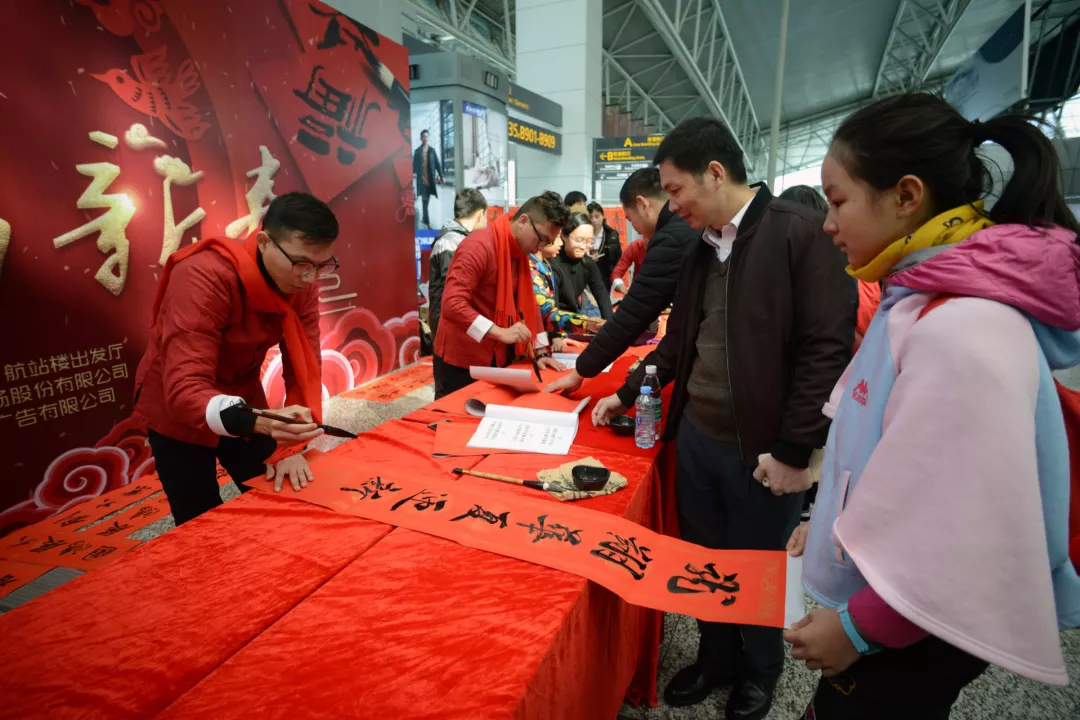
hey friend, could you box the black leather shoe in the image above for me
[724,681,774,720]
[663,662,733,707]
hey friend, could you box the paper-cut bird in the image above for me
[92,45,211,141]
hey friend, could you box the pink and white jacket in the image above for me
[802,223,1080,685]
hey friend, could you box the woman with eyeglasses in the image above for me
[132,192,339,525]
[530,233,605,349]
[549,213,614,324]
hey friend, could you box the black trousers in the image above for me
[802,636,988,719]
[432,354,475,400]
[419,184,435,226]
[675,419,803,686]
[147,430,277,525]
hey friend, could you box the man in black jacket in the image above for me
[592,118,855,719]
[545,168,697,390]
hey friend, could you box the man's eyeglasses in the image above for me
[527,215,557,248]
[268,235,339,279]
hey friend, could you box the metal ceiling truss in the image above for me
[873,0,975,97]
[402,0,516,76]
[627,0,765,171]
[602,50,677,132]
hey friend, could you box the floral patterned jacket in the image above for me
[529,255,589,335]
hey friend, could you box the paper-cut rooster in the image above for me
[92,45,211,141]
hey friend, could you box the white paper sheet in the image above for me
[784,555,805,629]
[469,366,541,393]
[465,398,588,455]
[552,354,613,373]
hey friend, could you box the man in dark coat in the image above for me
[592,118,855,720]
[413,129,443,228]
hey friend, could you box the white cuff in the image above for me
[534,332,550,350]
[205,394,244,437]
[468,315,494,343]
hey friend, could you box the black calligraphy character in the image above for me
[590,533,653,580]
[58,540,93,556]
[390,489,447,513]
[96,497,116,510]
[130,506,157,521]
[517,514,583,545]
[667,563,740,605]
[341,476,400,501]
[123,484,149,496]
[310,4,371,51]
[451,504,510,528]
[293,66,381,165]
[97,520,134,537]
[59,511,90,528]
[0,573,16,588]
[30,535,66,553]
[10,535,34,548]
[83,546,118,562]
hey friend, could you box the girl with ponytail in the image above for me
[786,93,1080,719]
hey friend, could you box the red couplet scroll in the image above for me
[246,445,787,627]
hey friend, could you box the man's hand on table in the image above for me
[592,394,628,427]
[537,355,566,372]
[254,405,324,445]
[267,453,314,493]
[545,369,585,395]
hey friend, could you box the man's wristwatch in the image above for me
[838,602,882,655]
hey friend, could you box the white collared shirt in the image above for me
[702,193,755,262]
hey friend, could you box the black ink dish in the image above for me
[609,415,635,437]
[571,465,611,492]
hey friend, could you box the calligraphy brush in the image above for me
[236,404,358,439]
[453,468,568,494]
[517,310,544,384]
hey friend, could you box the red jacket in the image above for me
[434,224,539,368]
[611,237,647,284]
[133,251,320,447]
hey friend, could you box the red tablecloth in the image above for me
[0,349,673,718]
[0,492,393,719]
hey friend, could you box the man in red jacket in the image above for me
[433,191,569,398]
[133,193,338,525]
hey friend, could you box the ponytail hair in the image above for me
[831,93,1080,236]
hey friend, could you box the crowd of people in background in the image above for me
[421,91,1080,720]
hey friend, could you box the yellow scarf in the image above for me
[849,202,993,282]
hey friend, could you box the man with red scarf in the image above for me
[133,193,338,525]
[433,191,570,398]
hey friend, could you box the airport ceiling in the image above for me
[403,0,1080,173]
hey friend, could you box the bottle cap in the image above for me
[639,386,652,395]
[646,365,657,374]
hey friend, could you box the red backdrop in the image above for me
[0,0,417,535]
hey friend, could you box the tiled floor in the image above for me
[619,610,1080,720]
[4,380,1080,718]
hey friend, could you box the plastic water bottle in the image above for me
[644,365,662,437]
[635,386,657,449]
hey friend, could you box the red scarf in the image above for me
[491,213,539,358]
[150,233,323,424]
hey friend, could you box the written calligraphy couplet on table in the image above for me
[246,450,787,627]
[0,560,53,599]
[0,524,141,571]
